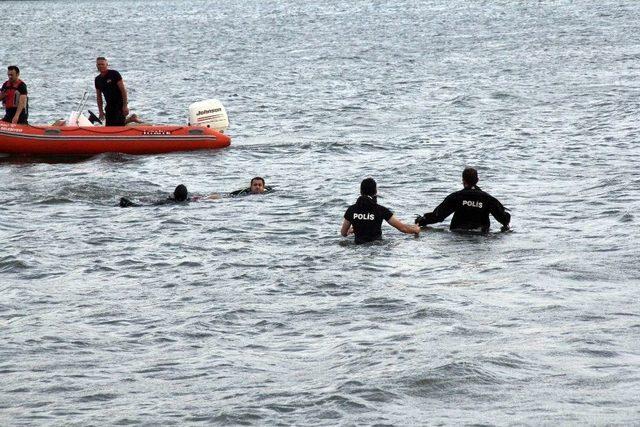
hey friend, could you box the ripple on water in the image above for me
[2,1,640,425]
[0,256,29,273]
[405,361,504,397]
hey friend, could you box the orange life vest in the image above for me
[2,79,25,109]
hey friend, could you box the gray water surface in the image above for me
[1,0,639,425]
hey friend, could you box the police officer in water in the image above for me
[415,167,510,233]
[341,177,420,244]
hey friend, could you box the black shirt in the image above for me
[418,186,510,232]
[344,196,393,244]
[95,70,123,111]
[229,186,274,197]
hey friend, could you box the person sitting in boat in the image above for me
[95,56,129,126]
[119,184,195,207]
[414,167,511,233]
[205,177,274,199]
[0,65,29,125]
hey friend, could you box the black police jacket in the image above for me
[417,186,510,232]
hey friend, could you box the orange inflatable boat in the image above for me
[0,123,230,156]
[0,99,231,156]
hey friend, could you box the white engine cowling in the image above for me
[67,111,93,126]
[188,99,229,131]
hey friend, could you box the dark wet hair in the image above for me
[251,177,265,186]
[360,177,377,196]
[8,65,19,74]
[96,56,107,62]
[174,184,188,201]
[462,167,479,186]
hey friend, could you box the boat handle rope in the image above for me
[22,125,188,135]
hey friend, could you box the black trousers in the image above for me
[2,108,28,124]
[105,108,126,126]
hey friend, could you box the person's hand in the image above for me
[99,111,105,121]
[347,226,354,235]
[123,106,129,116]
[413,225,421,235]
[11,116,18,124]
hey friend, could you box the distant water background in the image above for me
[2,0,640,424]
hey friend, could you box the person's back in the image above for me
[416,167,510,233]
[119,184,192,207]
[442,186,507,232]
[342,177,420,244]
[344,195,391,244]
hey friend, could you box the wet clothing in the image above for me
[1,79,28,124]
[417,186,510,232]
[119,196,192,207]
[95,70,125,126]
[344,195,393,244]
[229,186,274,197]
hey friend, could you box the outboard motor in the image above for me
[188,99,229,132]
[67,111,93,126]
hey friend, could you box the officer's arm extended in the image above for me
[340,219,353,237]
[416,194,456,226]
[388,215,420,235]
[489,197,511,228]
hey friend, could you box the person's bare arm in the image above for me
[387,215,420,235]
[340,219,353,237]
[12,94,27,124]
[96,88,104,120]
[117,80,129,116]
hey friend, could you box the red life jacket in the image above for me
[2,79,25,109]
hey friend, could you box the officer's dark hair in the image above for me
[360,177,377,196]
[174,184,188,201]
[462,167,479,186]
[251,177,265,186]
[8,65,19,75]
[96,56,107,62]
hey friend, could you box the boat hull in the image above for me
[0,123,231,155]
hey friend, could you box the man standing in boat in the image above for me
[0,65,29,125]
[94,57,129,126]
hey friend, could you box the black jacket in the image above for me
[417,186,510,232]
[344,195,393,244]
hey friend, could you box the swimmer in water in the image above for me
[119,184,192,207]
[205,176,273,199]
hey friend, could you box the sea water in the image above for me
[1,0,639,424]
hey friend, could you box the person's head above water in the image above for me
[250,177,266,194]
[360,177,377,197]
[462,167,479,188]
[173,184,188,202]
